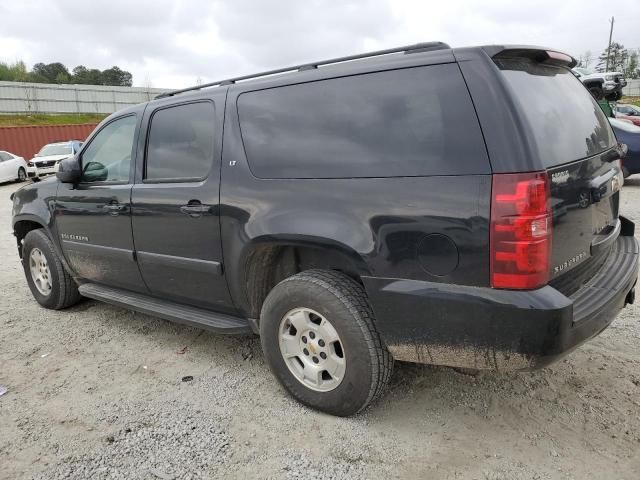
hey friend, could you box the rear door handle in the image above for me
[180,201,211,218]
[102,202,127,216]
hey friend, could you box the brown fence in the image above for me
[0,124,97,161]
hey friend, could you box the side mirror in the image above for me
[82,161,108,182]
[56,156,82,183]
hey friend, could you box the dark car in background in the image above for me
[610,117,640,177]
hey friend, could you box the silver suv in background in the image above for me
[27,141,83,178]
[573,67,627,101]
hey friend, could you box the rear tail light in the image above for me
[490,171,552,289]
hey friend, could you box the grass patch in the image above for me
[622,96,640,107]
[0,113,106,127]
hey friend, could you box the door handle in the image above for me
[102,202,127,216]
[180,201,211,218]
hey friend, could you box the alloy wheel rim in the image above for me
[278,307,346,392]
[18,169,25,181]
[29,248,52,296]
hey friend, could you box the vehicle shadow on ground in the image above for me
[624,177,640,187]
[60,297,615,428]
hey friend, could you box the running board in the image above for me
[78,283,252,334]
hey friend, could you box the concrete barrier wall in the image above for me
[0,81,171,114]
[623,79,640,97]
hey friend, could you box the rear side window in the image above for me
[495,58,616,167]
[237,64,489,178]
[145,101,215,181]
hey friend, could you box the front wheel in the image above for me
[17,167,26,182]
[260,270,393,416]
[22,229,81,309]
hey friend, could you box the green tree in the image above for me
[101,66,133,86]
[0,60,29,82]
[596,42,627,72]
[31,62,71,83]
[624,51,639,79]
[0,60,133,86]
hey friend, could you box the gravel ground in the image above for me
[1,179,639,480]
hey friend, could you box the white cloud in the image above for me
[0,0,638,88]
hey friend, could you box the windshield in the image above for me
[38,144,72,156]
[496,58,616,168]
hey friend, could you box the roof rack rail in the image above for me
[155,41,450,100]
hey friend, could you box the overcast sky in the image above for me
[0,0,638,88]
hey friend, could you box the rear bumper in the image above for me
[363,234,638,371]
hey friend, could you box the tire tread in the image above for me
[23,229,81,309]
[275,269,393,413]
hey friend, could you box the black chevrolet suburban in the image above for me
[11,43,639,416]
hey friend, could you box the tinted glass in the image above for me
[81,116,136,183]
[145,102,215,181]
[496,58,616,167]
[237,64,489,178]
[0,152,10,161]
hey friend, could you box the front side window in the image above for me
[145,101,216,181]
[81,116,137,183]
[0,152,11,161]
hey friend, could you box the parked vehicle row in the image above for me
[0,140,83,184]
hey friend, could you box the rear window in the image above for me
[237,64,490,178]
[495,58,616,168]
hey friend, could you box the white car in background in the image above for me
[27,140,83,178]
[0,150,28,183]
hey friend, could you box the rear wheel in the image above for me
[17,167,26,182]
[260,269,393,416]
[22,229,81,309]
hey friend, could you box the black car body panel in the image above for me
[11,44,639,372]
[364,231,637,370]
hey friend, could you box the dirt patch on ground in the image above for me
[1,180,639,479]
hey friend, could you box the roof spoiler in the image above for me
[484,46,577,68]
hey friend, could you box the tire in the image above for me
[22,229,81,309]
[623,166,630,179]
[588,85,604,100]
[16,167,26,182]
[260,269,393,416]
[604,90,622,102]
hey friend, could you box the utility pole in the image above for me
[606,16,614,71]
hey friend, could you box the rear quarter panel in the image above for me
[220,88,492,317]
